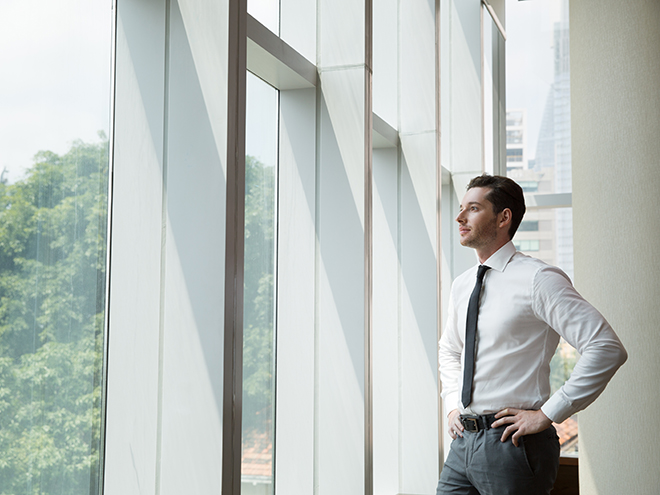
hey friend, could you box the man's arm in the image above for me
[438,289,463,432]
[492,266,626,446]
[532,265,627,424]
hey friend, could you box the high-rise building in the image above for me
[506,109,527,171]
[534,3,573,278]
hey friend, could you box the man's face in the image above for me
[455,186,499,250]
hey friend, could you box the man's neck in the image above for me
[476,239,510,265]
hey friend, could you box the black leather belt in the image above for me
[459,413,497,432]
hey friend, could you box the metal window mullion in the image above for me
[98,0,119,492]
[364,0,374,493]
[480,5,485,174]
[481,0,507,41]
[222,0,248,493]
[434,0,444,478]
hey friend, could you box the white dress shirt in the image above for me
[439,241,627,424]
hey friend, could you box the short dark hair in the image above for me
[466,174,526,239]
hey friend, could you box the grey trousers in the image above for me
[436,425,560,495]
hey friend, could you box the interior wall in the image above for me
[570,2,660,494]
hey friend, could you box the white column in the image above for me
[275,87,317,495]
[158,0,228,492]
[571,1,660,493]
[316,0,370,491]
[445,0,483,200]
[104,0,167,492]
[398,0,440,491]
[280,0,316,63]
[372,145,400,495]
[105,0,230,492]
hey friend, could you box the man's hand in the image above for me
[447,409,464,440]
[491,408,552,447]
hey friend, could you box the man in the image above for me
[437,174,627,495]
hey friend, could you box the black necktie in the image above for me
[462,264,491,408]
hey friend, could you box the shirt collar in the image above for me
[481,240,516,272]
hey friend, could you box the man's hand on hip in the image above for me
[491,408,552,447]
[447,409,464,440]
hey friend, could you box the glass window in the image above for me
[513,239,539,252]
[518,220,539,232]
[242,72,278,495]
[506,130,523,144]
[518,181,539,193]
[0,0,112,491]
[506,0,571,195]
[248,0,280,36]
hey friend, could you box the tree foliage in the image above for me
[242,155,276,437]
[0,137,108,494]
[0,144,275,491]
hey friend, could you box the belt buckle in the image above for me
[461,417,479,432]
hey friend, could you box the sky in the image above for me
[0,0,112,183]
[0,0,279,184]
[248,0,280,35]
[505,0,566,161]
[246,72,278,168]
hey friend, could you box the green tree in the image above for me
[549,339,578,395]
[0,143,276,492]
[0,136,108,494]
[242,155,276,437]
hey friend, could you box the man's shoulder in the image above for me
[507,251,572,285]
[509,251,547,269]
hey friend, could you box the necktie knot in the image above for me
[477,264,491,281]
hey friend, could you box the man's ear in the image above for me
[499,208,512,230]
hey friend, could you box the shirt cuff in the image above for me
[541,390,576,424]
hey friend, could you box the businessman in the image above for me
[437,174,627,494]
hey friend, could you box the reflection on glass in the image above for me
[0,0,111,490]
[248,0,280,35]
[242,72,278,495]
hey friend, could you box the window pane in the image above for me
[248,0,280,35]
[0,0,111,490]
[505,0,571,194]
[242,72,278,494]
